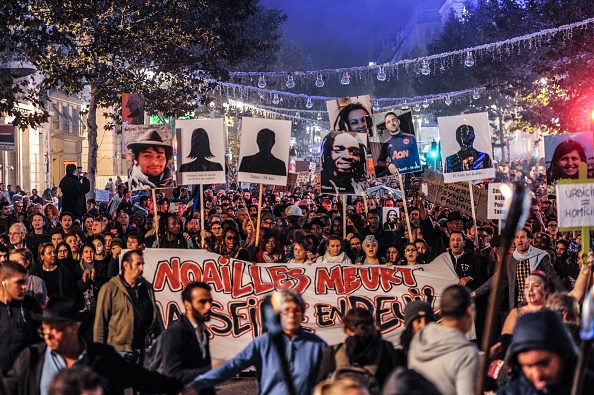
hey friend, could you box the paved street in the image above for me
[215,377,258,395]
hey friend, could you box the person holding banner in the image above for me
[354,235,386,265]
[189,289,327,395]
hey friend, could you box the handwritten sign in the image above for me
[556,181,594,229]
[423,169,488,221]
[487,183,508,219]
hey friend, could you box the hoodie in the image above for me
[408,322,479,395]
[498,310,581,395]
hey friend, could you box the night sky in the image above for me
[262,0,413,69]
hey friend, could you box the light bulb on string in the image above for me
[401,100,410,110]
[315,73,324,88]
[444,96,452,106]
[257,74,266,88]
[420,60,431,76]
[272,93,280,105]
[472,89,480,100]
[341,71,350,85]
[377,66,387,81]
[422,98,430,109]
[317,112,322,121]
[373,101,380,112]
[306,98,313,109]
[414,103,421,112]
[286,74,295,88]
[464,51,475,67]
[295,111,300,118]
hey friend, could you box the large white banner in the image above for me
[143,249,459,360]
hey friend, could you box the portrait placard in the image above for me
[325,95,373,133]
[370,111,421,176]
[438,112,495,183]
[383,206,401,231]
[122,93,144,125]
[123,124,175,190]
[237,117,291,186]
[544,131,594,186]
[176,118,226,185]
[320,131,368,195]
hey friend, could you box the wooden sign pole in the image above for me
[255,183,263,247]
[468,181,478,240]
[200,184,205,249]
[397,172,413,242]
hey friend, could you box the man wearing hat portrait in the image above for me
[126,128,175,190]
[2,296,189,395]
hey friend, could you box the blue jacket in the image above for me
[190,328,327,395]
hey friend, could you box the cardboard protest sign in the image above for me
[487,183,509,220]
[122,93,144,125]
[326,95,373,133]
[176,118,226,185]
[423,169,488,220]
[95,189,111,203]
[438,112,495,183]
[383,206,400,231]
[556,179,594,229]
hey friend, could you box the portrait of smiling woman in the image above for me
[547,139,587,183]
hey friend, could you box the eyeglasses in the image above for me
[211,226,222,231]
[8,232,23,236]
[280,308,303,316]
[226,236,238,240]
[404,249,417,253]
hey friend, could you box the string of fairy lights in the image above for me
[201,16,594,124]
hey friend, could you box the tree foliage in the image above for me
[419,0,594,136]
[2,0,285,192]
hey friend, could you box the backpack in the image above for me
[329,343,381,395]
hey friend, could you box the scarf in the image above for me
[129,164,174,189]
[513,245,548,271]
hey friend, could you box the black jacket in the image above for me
[58,173,90,219]
[0,296,42,375]
[3,341,184,395]
[160,315,215,394]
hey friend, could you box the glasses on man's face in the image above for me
[8,232,23,236]
[280,308,303,317]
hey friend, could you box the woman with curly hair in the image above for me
[253,232,284,263]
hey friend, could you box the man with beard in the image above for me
[377,112,421,175]
[159,282,216,393]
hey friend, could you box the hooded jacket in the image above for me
[497,310,582,395]
[408,322,479,395]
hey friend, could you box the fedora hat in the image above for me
[444,211,465,224]
[126,129,171,150]
[42,296,83,322]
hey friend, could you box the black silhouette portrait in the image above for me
[238,128,287,176]
[445,124,492,173]
[179,128,223,173]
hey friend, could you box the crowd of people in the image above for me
[0,162,593,395]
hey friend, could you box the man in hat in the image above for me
[58,164,90,219]
[3,296,190,395]
[127,129,175,189]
